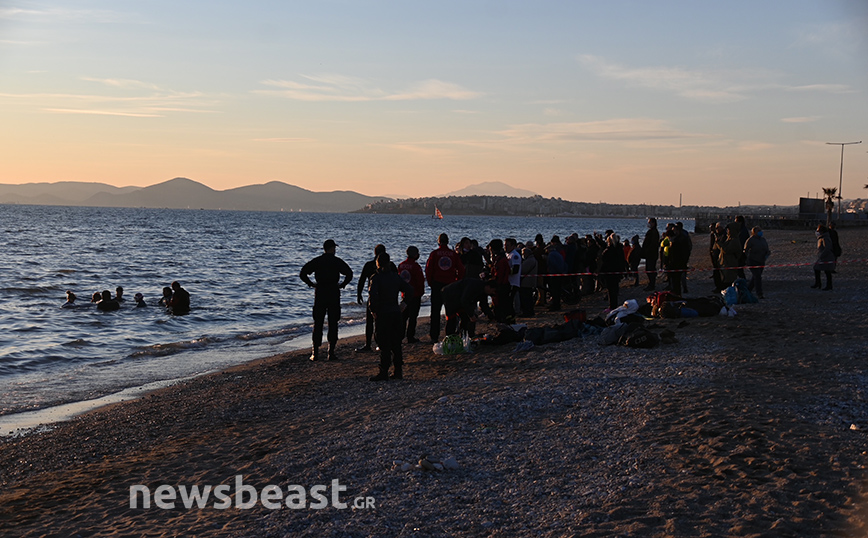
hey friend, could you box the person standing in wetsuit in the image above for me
[356,244,386,353]
[300,239,353,361]
[368,252,414,381]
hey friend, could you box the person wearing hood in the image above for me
[642,218,660,291]
[716,223,742,289]
[744,226,770,299]
[599,234,626,310]
[812,224,835,291]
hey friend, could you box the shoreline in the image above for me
[2,228,867,536]
[0,320,379,436]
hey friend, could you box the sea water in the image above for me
[0,205,650,418]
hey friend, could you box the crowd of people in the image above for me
[54,215,842,384]
[298,220,735,381]
[61,281,191,315]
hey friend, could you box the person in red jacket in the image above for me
[398,245,425,343]
[487,238,513,322]
[425,233,465,341]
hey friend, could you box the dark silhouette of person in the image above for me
[300,239,353,361]
[398,245,425,343]
[642,218,660,291]
[168,281,190,315]
[441,278,496,338]
[828,222,842,265]
[96,290,120,311]
[425,233,465,342]
[368,252,414,381]
[356,244,396,353]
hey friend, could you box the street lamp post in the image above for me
[826,141,861,221]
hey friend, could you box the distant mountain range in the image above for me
[441,181,537,198]
[0,178,390,213]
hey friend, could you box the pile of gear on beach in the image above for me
[435,277,758,353]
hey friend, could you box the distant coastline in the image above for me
[3,178,866,221]
[353,194,796,221]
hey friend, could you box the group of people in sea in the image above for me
[61,281,191,315]
[300,216,846,382]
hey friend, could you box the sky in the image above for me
[1,0,866,207]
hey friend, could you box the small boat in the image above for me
[433,206,443,219]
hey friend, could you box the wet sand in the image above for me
[1,228,867,537]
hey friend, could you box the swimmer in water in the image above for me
[91,291,102,303]
[115,286,125,302]
[168,281,190,315]
[134,292,147,307]
[96,290,120,312]
[61,290,77,308]
[158,286,172,307]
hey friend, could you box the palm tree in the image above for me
[822,187,837,226]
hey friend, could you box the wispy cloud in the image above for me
[578,54,854,102]
[0,39,48,46]
[378,118,711,157]
[0,82,220,118]
[253,137,316,142]
[578,54,753,103]
[42,108,162,117]
[738,141,775,151]
[781,116,820,123]
[496,118,708,143]
[786,84,853,93]
[255,75,483,102]
[0,6,123,23]
[81,77,162,91]
[794,21,865,55]
[380,143,454,156]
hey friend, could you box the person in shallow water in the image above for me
[134,292,147,307]
[115,286,125,302]
[158,286,172,307]
[299,239,354,361]
[61,290,77,308]
[167,281,190,315]
[96,290,120,311]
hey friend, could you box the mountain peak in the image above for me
[442,181,538,198]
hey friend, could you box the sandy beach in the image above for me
[1,227,867,537]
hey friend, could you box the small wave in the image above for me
[2,286,60,294]
[127,336,217,359]
[62,339,90,347]
[235,325,307,342]
[12,326,42,333]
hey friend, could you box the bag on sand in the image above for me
[622,328,660,348]
[722,286,738,306]
[618,323,660,348]
[682,296,724,317]
[441,334,465,355]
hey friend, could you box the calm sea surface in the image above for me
[0,205,649,416]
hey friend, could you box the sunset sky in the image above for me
[1,0,866,206]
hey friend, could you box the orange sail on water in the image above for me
[434,206,443,219]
